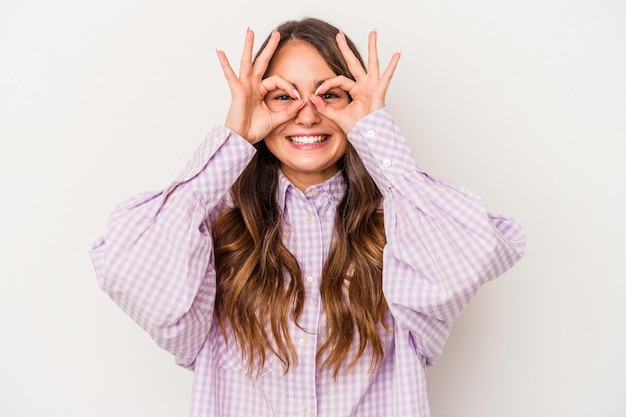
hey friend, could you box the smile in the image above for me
[288,135,329,144]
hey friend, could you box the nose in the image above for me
[294,97,320,127]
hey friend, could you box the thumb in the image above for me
[270,98,306,127]
[310,94,355,134]
[309,94,339,123]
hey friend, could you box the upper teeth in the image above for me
[290,135,326,144]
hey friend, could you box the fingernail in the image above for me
[314,85,322,96]
[293,89,301,100]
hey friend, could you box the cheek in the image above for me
[263,131,281,151]
[328,96,351,110]
[263,134,291,164]
[335,136,349,155]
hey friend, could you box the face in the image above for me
[263,42,350,191]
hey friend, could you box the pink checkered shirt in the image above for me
[90,108,525,416]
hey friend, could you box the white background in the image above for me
[1,0,625,416]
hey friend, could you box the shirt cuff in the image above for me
[347,108,420,191]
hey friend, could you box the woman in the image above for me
[91,17,525,417]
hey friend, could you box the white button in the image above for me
[383,159,392,167]
[299,404,309,414]
[305,276,314,285]
[306,214,313,222]
[309,189,319,197]
[366,129,376,138]
[213,139,222,146]
[299,336,307,346]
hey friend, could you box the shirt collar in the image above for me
[277,169,347,210]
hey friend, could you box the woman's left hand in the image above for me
[310,30,401,134]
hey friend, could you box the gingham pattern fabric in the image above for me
[91,108,525,417]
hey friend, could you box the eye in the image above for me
[265,93,295,110]
[316,89,350,109]
[272,94,295,101]
[319,89,349,102]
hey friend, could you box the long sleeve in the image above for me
[348,108,526,365]
[89,126,256,368]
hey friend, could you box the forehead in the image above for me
[266,41,336,80]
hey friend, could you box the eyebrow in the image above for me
[291,79,330,90]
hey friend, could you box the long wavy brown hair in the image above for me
[212,17,388,378]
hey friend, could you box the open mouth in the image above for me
[288,135,329,145]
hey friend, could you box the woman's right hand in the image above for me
[216,28,304,144]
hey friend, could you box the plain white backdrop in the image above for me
[1,0,624,416]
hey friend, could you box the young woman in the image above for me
[91,17,525,417]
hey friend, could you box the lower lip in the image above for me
[288,136,330,150]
